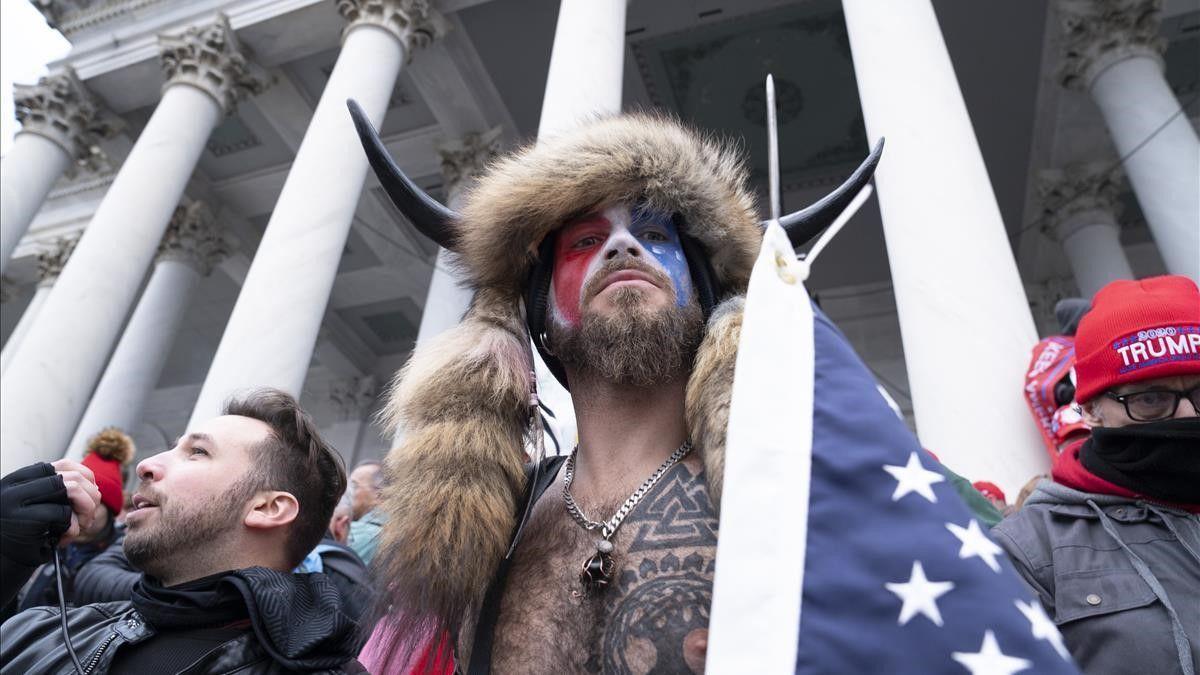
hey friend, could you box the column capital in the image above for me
[156,201,231,275]
[35,233,80,286]
[12,67,120,172]
[335,0,448,59]
[1056,0,1166,90]
[329,374,379,420]
[157,14,270,115]
[436,126,502,204]
[1036,161,1126,241]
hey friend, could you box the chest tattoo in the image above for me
[489,459,718,675]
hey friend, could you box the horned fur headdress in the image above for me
[348,100,881,642]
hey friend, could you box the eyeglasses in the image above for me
[1104,386,1200,422]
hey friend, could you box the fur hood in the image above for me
[456,113,762,295]
[371,114,752,648]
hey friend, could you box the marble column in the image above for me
[0,235,79,374]
[537,0,628,138]
[413,127,502,348]
[65,203,229,460]
[1038,162,1134,298]
[326,375,380,467]
[841,0,1046,496]
[188,1,445,426]
[1,68,117,275]
[1057,0,1200,279]
[0,16,267,473]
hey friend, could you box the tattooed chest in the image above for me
[490,462,718,675]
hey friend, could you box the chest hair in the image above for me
[487,457,718,674]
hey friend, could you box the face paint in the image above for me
[550,204,693,327]
[629,206,692,309]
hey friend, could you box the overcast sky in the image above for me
[1,2,72,156]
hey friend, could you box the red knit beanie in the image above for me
[972,481,1007,504]
[1073,275,1200,403]
[81,428,136,516]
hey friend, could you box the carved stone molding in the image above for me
[1057,0,1167,90]
[1036,161,1126,241]
[156,202,231,275]
[35,234,81,286]
[335,0,448,57]
[329,375,379,420]
[437,126,502,204]
[13,67,120,173]
[158,14,270,115]
[1026,277,1082,333]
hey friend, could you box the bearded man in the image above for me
[348,105,880,673]
[0,389,364,674]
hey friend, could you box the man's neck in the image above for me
[567,372,689,507]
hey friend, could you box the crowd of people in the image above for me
[0,108,1196,674]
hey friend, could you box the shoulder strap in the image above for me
[467,455,566,675]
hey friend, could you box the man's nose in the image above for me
[136,451,168,482]
[602,228,642,261]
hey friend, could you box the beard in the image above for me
[550,272,704,387]
[124,474,259,581]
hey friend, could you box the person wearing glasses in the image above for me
[992,275,1199,675]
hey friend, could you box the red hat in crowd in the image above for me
[972,481,1007,504]
[1073,275,1200,404]
[81,428,136,515]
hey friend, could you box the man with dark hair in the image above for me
[992,276,1200,674]
[1,388,365,674]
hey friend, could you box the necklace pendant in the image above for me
[579,549,615,592]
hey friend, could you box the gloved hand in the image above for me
[0,463,72,567]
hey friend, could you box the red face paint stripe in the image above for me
[552,215,611,326]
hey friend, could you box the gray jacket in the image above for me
[992,480,1199,675]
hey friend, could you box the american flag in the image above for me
[790,308,1079,674]
[707,219,1080,675]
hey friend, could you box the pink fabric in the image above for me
[358,620,454,674]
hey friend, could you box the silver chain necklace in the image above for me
[563,441,692,592]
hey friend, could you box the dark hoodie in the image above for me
[0,567,366,674]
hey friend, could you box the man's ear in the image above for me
[244,492,300,531]
[1080,400,1104,427]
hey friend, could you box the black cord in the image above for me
[54,549,86,674]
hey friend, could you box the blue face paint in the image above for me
[630,207,693,307]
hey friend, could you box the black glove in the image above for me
[1,462,72,567]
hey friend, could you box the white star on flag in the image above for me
[885,561,955,626]
[946,519,1004,573]
[951,630,1032,675]
[882,451,945,503]
[1015,599,1070,660]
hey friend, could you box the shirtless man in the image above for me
[348,105,878,673]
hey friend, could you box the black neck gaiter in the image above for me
[131,571,248,630]
[1081,417,1200,504]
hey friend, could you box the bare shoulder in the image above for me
[489,456,717,674]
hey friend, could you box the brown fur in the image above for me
[376,116,758,645]
[86,427,136,465]
[456,113,762,296]
[685,297,744,509]
[373,288,532,641]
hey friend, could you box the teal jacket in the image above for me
[348,508,387,566]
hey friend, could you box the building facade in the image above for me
[1,0,1197,498]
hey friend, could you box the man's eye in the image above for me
[572,235,601,249]
[190,447,209,457]
[641,230,669,243]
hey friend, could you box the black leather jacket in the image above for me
[1,599,368,674]
[1,569,368,675]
